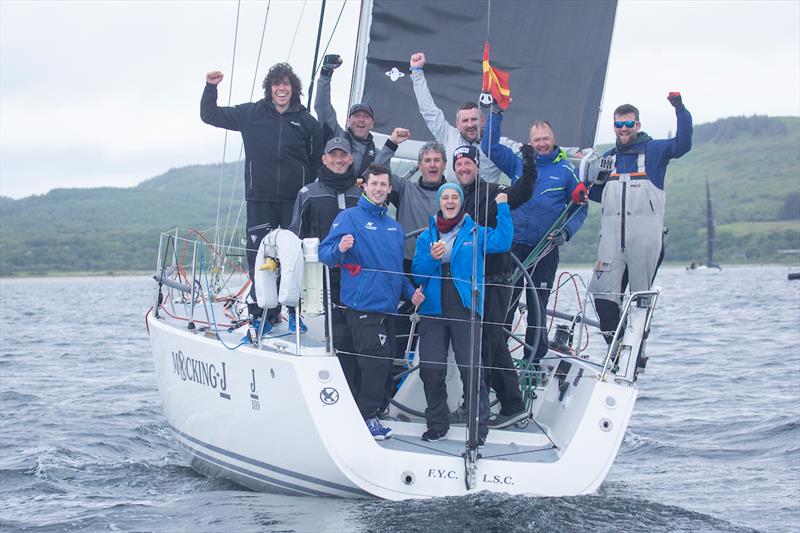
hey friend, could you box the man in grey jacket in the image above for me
[382,129,448,266]
[409,51,512,184]
[315,54,394,178]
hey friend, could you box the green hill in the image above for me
[1,115,798,276]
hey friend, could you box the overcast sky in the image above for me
[1,0,798,199]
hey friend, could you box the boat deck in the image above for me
[376,421,559,463]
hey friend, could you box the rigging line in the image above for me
[306,0,327,109]
[286,0,309,62]
[311,0,348,78]
[215,0,243,256]
[221,1,273,258]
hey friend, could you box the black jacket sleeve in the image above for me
[200,83,247,131]
[507,155,536,209]
[306,117,324,183]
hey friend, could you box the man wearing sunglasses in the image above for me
[587,93,693,345]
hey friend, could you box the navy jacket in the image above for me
[482,112,587,246]
[319,196,415,314]
[589,105,693,201]
[201,83,323,203]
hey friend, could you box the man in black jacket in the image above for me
[314,54,394,178]
[288,137,361,371]
[201,63,323,329]
[451,145,536,428]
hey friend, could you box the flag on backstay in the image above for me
[481,41,511,110]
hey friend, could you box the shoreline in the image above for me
[2,262,799,281]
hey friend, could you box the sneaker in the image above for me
[449,406,466,424]
[366,418,392,440]
[241,318,271,343]
[288,312,307,334]
[478,434,487,447]
[421,428,448,442]
[488,410,529,429]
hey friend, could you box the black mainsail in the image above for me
[351,0,618,150]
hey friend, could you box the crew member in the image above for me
[201,63,322,331]
[483,112,588,364]
[319,164,425,440]
[315,54,394,177]
[588,94,693,343]
[409,51,514,183]
[381,130,448,267]
[412,183,513,444]
[289,137,361,378]
[449,146,534,428]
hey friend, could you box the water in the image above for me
[1,266,798,532]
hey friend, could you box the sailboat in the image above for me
[687,179,722,273]
[146,0,663,499]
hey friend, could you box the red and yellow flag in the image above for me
[481,41,511,110]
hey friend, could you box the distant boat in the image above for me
[687,179,722,273]
[789,272,800,280]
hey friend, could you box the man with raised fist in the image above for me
[588,93,693,344]
[314,54,395,179]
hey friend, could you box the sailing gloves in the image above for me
[321,54,343,78]
[520,144,538,187]
[549,229,567,247]
[572,183,588,204]
[667,92,683,108]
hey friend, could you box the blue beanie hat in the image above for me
[452,145,480,170]
[437,182,464,205]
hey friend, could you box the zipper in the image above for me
[620,182,627,251]
[248,161,254,193]
[276,117,283,193]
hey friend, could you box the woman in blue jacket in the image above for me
[411,183,513,445]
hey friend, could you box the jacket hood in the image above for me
[616,132,653,153]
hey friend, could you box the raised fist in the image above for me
[389,127,411,145]
[410,52,426,69]
[206,71,224,85]
[667,91,683,108]
[323,54,342,70]
[321,54,343,77]
[520,144,536,165]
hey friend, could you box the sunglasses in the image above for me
[614,120,637,128]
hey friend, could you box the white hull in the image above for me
[149,310,639,499]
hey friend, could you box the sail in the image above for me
[350,0,618,155]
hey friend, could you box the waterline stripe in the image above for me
[170,425,369,496]
[176,440,331,497]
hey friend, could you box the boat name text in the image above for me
[171,350,228,393]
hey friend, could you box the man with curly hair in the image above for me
[202,63,323,331]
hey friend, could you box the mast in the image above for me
[706,179,716,267]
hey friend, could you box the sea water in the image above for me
[1,266,798,532]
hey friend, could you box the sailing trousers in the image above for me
[345,309,397,420]
[482,281,525,415]
[506,244,560,361]
[418,271,489,436]
[246,201,294,322]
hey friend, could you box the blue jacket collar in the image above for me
[536,146,568,166]
[358,194,388,216]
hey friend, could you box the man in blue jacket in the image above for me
[319,164,425,440]
[202,63,323,330]
[588,94,692,344]
[483,113,588,363]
